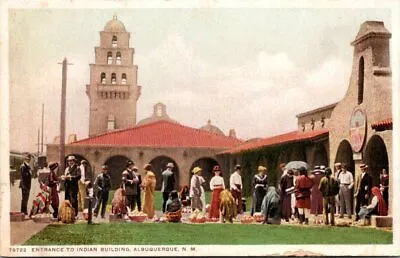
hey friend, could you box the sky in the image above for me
[8,7,393,152]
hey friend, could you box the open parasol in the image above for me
[285,161,309,171]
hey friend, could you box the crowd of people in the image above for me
[18,153,389,226]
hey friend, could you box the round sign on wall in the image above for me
[349,109,367,152]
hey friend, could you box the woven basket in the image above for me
[254,215,264,223]
[128,215,147,223]
[32,216,53,223]
[166,209,182,222]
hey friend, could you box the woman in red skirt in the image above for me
[208,166,225,219]
[295,166,314,224]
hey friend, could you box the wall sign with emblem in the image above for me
[350,109,367,152]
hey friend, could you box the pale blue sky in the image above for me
[9,8,393,152]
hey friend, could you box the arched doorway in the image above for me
[334,140,355,214]
[364,135,389,187]
[189,157,220,191]
[104,155,133,190]
[312,144,329,168]
[64,154,93,179]
[149,156,180,191]
[334,140,355,173]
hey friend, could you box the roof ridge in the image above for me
[72,119,244,145]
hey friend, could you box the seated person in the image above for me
[111,188,128,216]
[261,186,281,225]
[219,189,237,223]
[166,190,182,213]
[29,184,51,218]
[179,185,191,206]
[358,186,388,222]
[58,200,76,224]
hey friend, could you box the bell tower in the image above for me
[86,15,141,137]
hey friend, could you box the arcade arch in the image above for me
[149,156,180,191]
[364,135,389,187]
[104,155,133,190]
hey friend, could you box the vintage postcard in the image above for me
[1,0,399,256]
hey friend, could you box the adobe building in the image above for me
[218,21,393,215]
[47,16,242,191]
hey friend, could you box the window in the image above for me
[358,56,364,105]
[116,52,121,65]
[111,73,116,84]
[311,118,315,130]
[107,114,115,131]
[107,52,113,64]
[100,72,106,84]
[112,36,117,47]
[121,73,127,84]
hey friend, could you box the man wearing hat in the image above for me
[230,164,243,214]
[63,155,82,217]
[190,167,203,211]
[337,163,354,219]
[354,163,372,221]
[161,163,176,213]
[94,165,112,218]
[19,154,32,215]
[122,161,139,211]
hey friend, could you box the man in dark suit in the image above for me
[20,154,32,215]
[133,166,142,211]
[122,161,139,211]
[161,163,176,213]
[354,163,372,221]
[63,155,82,217]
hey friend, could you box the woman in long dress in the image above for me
[208,165,225,219]
[190,167,203,211]
[295,166,314,224]
[310,167,324,215]
[380,169,389,207]
[47,162,60,218]
[280,169,294,222]
[251,166,268,216]
[142,164,156,219]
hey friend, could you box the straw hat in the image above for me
[192,167,202,174]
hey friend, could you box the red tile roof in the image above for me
[71,120,243,148]
[220,129,329,154]
[371,118,392,131]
